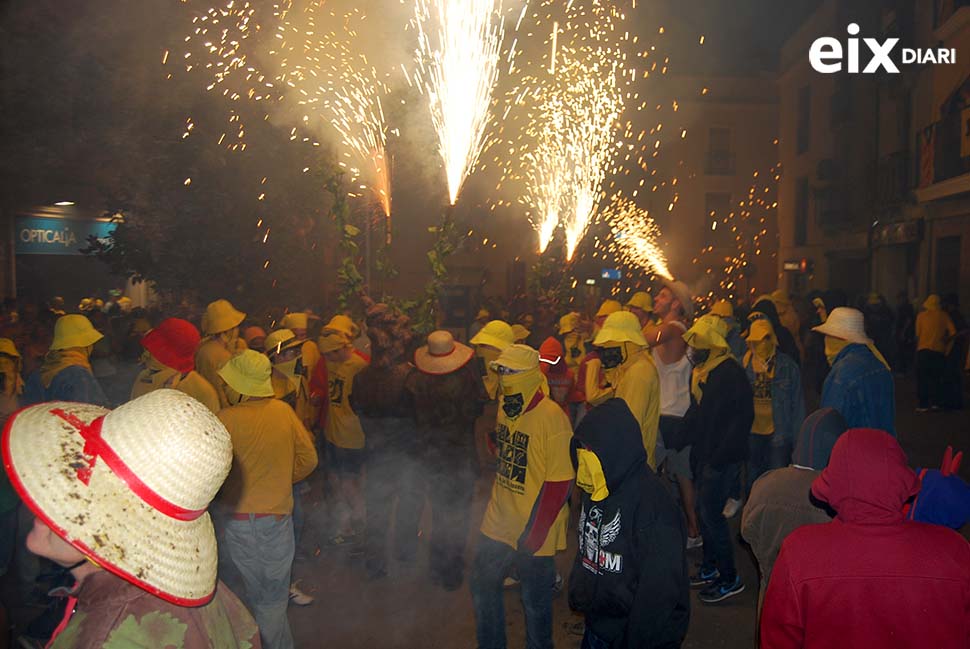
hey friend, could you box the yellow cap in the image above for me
[594,311,648,347]
[710,299,734,318]
[625,292,653,312]
[281,312,308,330]
[264,329,300,355]
[558,312,580,335]
[0,338,20,358]
[490,344,540,372]
[470,320,515,351]
[318,330,349,354]
[201,299,246,336]
[218,350,275,397]
[595,300,622,318]
[511,324,531,342]
[683,314,729,350]
[746,318,775,342]
[51,315,104,350]
[323,314,359,342]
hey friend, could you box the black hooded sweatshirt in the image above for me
[568,399,690,649]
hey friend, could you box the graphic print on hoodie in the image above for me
[569,398,690,648]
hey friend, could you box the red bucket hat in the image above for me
[141,318,201,373]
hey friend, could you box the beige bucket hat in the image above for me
[811,307,873,345]
[2,389,233,605]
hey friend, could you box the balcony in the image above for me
[705,151,736,176]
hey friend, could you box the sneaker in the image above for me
[551,573,564,596]
[686,535,703,549]
[690,566,720,588]
[722,498,742,518]
[288,581,314,606]
[699,576,745,603]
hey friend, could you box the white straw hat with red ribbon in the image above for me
[1,389,233,605]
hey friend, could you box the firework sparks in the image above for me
[414,0,507,205]
[606,198,672,280]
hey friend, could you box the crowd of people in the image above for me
[0,281,967,648]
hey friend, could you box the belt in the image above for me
[231,513,287,521]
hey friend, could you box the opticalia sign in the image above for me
[810,23,956,74]
[15,216,114,256]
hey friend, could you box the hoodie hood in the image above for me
[811,428,919,525]
[572,399,646,495]
[792,408,847,469]
[539,336,566,374]
[750,297,785,332]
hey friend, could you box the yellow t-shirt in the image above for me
[751,370,774,435]
[611,350,661,468]
[217,398,318,515]
[131,367,221,414]
[323,354,368,449]
[480,397,575,556]
[916,309,956,353]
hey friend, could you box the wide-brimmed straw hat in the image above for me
[2,389,232,605]
[594,311,648,347]
[470,320,515,351]
[264,329,302,356]
[811,307,872,344]
[141,318,200,374]
[414,331,474,375]
[663,279,694,319]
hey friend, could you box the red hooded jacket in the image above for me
[761,428,970,649]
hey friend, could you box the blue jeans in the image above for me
[224,515,295,649]
[470,534,555,649]
[697,462,740,583]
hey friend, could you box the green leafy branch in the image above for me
[412,209,467,335]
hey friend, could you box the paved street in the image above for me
[288,376,970,649]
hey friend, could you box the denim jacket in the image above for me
[744,352,805,447]
[820,343,895,436]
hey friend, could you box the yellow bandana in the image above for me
[576,449,609,501]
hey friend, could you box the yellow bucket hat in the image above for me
[51,314,104,350]
[511,324,531,342]
[323,314,359,342]
[594,311,649,347]
[0,338,20,359]
[558,312,580,335]
[710,299,734,318]
[489,344,540,372]
[281,312,309,331]
[470,320,515,351]
[683,314,730,350]
[745,318,776,342]
[201,299,245,336]
[625,292,653,312]
[218,350,275,397]
[318,330,349,354]
[596,299,622,318]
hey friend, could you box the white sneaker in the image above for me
[289,581,314,606]
[686,535,703,549]
[722,498,742,519]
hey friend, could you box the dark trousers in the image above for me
[697,462,741,583]
[425,441,476,586]
[363,417,423,573]
[470,534,555,649]
[917,349,945,409]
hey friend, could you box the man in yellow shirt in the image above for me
[196,299,246,409]
[471,345,574,649]
[915,294,956,412]
[593,311,662,468]
[216,350,318,649]
[131,318,220,413]
[320,330,368,543]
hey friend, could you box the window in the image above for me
[706,127,734,175]
[794,177,809,246]
[797,86,811,154]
